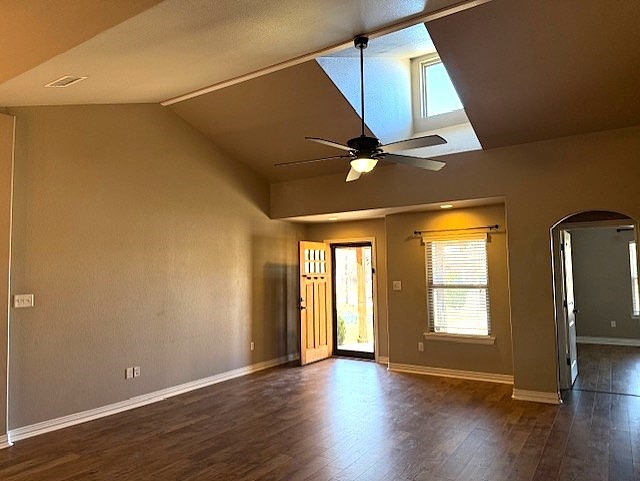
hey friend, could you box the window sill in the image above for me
[423,332,496,345]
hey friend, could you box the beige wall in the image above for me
[385,205,512,374]
[305,218,388,359]
[7,104,303,428]
[271,125,640,393]
[571,227,638,338]
[0,114,14,435]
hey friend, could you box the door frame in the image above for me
[552,219,639,392]
[325,237,379,362]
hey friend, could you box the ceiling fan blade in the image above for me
[385,154,446,171]
[346,167,362,182]
[306,137,353,152]
[382,135,447,153]
[274,155,352,168]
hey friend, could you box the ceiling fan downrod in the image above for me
[354,35,368,138]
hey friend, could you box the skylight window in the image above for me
[411,53,467,134]
[421,59,463,117]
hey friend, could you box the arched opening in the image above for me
[551,210,640,398]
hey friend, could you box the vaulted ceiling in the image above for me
[2,0,639,183]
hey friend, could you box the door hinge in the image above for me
[563,299,567,308]
[566,357,571,366]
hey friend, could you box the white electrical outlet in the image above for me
[250,341,255,351]
[611,321,617,328]
[13,294,34,308]
[392,281,402,291]
[133,366,141,378]
[418,341,424,352]
[125,367,134,379]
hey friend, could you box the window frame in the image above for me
[423,235,494,343]
[410,53,467,133]
[630,240,639,318]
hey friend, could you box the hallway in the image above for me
[573,343,640,397]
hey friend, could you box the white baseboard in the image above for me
[8,353,299,444]
[512,388,561,404]
[388,362,513,384]
[0,434,12,449]
[377,356,389,365]
[577,336,640,347]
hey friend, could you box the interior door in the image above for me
[299,241,332,365]
[562,230,579,386]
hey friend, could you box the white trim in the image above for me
[8,353,299,444]
[0,433,11,449]
[577,336,640,347]
[377,356,389,365]
[388,362,513,384]
[423,332,496,345]
[512,388,561,405]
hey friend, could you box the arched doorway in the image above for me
[551,210,640,396]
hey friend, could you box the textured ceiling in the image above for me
[0,0,162,84]
[427,0,640,149]
[0,0,447,106]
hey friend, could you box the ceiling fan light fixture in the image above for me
[350,157,378,173]
[275,35,447,181]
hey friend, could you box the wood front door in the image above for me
[299,241,332,365]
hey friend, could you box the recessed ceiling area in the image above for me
[316,22,480,152]
[287,197,505,223]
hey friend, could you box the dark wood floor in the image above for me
[1,358,640,480]
[574,343,640,396]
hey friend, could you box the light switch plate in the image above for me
[14,294,34,308]
[392,281,402,291]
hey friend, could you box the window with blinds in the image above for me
[425,235,490,336]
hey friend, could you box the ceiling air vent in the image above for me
[44,75,87,88]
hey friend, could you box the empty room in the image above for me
[1,1,640,480]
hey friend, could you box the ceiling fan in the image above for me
[274,35,447,182]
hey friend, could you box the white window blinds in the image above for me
[425,234,490,336]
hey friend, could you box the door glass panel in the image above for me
[334,246,374,354]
